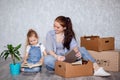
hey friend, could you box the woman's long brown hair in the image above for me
[55,16,76,50]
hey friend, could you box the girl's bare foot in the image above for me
[21,68,24,72]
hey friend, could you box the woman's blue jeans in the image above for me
[44,47,96,71]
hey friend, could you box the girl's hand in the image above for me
[37,61,43,65]
[23,60,28,64]
[21,60,28,66]
[57,56,65,61]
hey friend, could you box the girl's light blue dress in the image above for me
[23,45,42,72]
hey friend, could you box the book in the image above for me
[21,63,42,68]
[71,59,82,65]
[64,50,79,63]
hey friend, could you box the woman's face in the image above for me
[54,21,65,34]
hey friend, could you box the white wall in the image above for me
[0,0,120,56]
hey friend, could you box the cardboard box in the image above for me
[81,36,114,51]
[88,50,120,71]
[55,61,93,78]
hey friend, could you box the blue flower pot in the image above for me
[9,63,20,75]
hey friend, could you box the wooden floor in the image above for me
[0,58,120,80]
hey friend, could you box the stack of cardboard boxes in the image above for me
[81,36,120,72]
[55,36,119,78]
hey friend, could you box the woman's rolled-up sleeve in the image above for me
[70,38,78,50]
[45,31,54,53]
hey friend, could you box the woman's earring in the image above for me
[64,27,66,30]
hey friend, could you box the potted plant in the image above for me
[0,44,22,75]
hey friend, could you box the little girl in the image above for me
[21,29,47,72]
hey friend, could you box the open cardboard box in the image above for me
[55,61,93,78]
[81,36,114,51]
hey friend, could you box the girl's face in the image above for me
[54,21,65,34]
[29,35,38,45]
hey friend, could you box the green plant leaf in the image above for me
[0,44,21,64]
[0,50,6,57]
[14,53,21,61]
[4,53,9,60]
[14,44,21,51]
[15,51,21,55]
[0,50,8,57]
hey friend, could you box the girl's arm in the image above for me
[38,57,43,65]
[43,50,47,56]
[23,45,30,64]
[23,52,28,64]
[38,50,47,64]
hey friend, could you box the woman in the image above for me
[44,16,110,76]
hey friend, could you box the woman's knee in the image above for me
[79,47,86,51]
[44,55,56,65]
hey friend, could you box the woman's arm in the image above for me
[45,31,65,61]
[45,31,58,58]
[45,31,55,53]
[49,50,58,59]
[48,50,65,61]
[73,47,82,59]
[70,38,82,58]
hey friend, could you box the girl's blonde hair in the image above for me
[26,29,39,46]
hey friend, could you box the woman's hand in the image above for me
[73,47,82,59]
[75,52,82,59]
[57,56,65,61]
